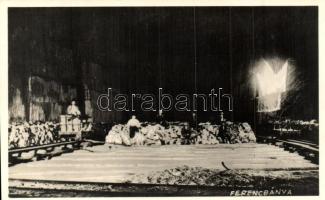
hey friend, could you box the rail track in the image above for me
[256,136,319,164]
[9,140,80,165]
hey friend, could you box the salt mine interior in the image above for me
[7,7,319,197]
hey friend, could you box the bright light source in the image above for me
[252,57,292,113]
[256,59,288,96]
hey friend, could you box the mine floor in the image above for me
[9,143,318,183]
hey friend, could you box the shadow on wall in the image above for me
[9,76,78,122]
[9,88,25,121]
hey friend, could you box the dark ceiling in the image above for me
[8,7,318,122]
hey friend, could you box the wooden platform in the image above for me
[9,143,318,183]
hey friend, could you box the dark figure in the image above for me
[182,123,192,145]
[190,112,197,128]
[218,121,231,143]
[157,109,168,127]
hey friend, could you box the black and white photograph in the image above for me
[1,1,322,198]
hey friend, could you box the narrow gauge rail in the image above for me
[9,140,80,165]
[257,136,319,164]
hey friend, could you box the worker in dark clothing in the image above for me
[218,121,230,143]
[157,109,168,127]
[181,123,192,145]
[190,112,197,128]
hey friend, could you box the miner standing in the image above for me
[127,115,141,138]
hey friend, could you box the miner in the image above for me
[126,115,141,138]
[219,121,230,143]
[156,109,167,127]
[67,100,81,133]
[190,112,197,128]
[67,100,81,116]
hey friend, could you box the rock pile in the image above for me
[9,121,60,149]
[105,121,256,146]
[128,165,319,188]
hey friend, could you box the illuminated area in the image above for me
[256,60,288,96]
[252,57,294,113]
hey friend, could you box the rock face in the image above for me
[105,121,256,146]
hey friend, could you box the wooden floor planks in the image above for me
[9,143,318,183]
